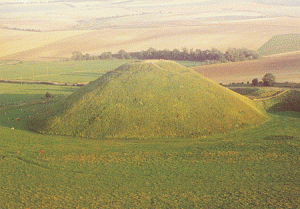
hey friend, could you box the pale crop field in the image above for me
[1,0,300,61]
[0,29,90,59]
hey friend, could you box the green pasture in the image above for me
[0,60,130,84]
[0,60,202,85]
[175,60,204,67]
[0,83,77,106]
[0,61,300,208]
[257,33,300,56]
[230,87,286,99]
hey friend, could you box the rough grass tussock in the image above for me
[28,60,268,139]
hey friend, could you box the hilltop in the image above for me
[28,60,268,139]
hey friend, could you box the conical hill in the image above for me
[28,60,268,139]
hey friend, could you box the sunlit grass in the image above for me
[1,61,299,208]
[27,60,268,139]
[1,104,300,208]
[0,60,130,83]
[258,33,300,56]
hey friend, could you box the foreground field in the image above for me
[1,74,300,208]
[1,88,300,207]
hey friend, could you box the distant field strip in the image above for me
[0,60,130,83]
[24,69,106,79]
[258,33,300,56]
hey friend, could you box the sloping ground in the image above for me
[257,90,300,112]
[0,29,90,59]
[193,50,300,84]
[28,60,267,139]
[229,87,285,99]
[257,34,300,56]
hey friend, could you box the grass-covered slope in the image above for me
[28,60,268,139]
[257,90,300,112]
[258,34,300,56]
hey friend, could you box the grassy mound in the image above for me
[28,60,268,139]
[258,34,300,56]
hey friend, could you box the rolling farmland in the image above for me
[1,0,300,61]
[1,0,300,208]
[193,50,300,84]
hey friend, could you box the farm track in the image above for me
[13,155,96,174]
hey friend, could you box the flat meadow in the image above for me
[0,60,300,208]
[0,60,130,84]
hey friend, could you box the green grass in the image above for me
[1,102,300,208]
[175,60,204,67]
[0,83,77,106]
[257,33,300,56]
[0,60,130,84]
[228,87,260,96]
[28,60,268,139]
[230,87,286,100]
[258,90,300,112]
[1,61,300,208]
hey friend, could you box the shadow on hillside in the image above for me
[269,111,300,119]
[0,94,46,106]
[0,97,48,131]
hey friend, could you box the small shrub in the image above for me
[252,78,259,86]
[45,92,52,98]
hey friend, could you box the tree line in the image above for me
[71,47,260,63]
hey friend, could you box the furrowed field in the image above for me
[1,60,300,208]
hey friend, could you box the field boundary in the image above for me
[0,79,88,86]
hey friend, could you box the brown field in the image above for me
[193,50,300,84]
[1,0,300,61]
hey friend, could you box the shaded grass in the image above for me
[0,83,77,106]
[230,87,286,100]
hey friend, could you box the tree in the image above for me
[100,52,112,59]
[252,78,259,86]
[71,51,83,60]
[262,73,276,86]
[117,50,131,59]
